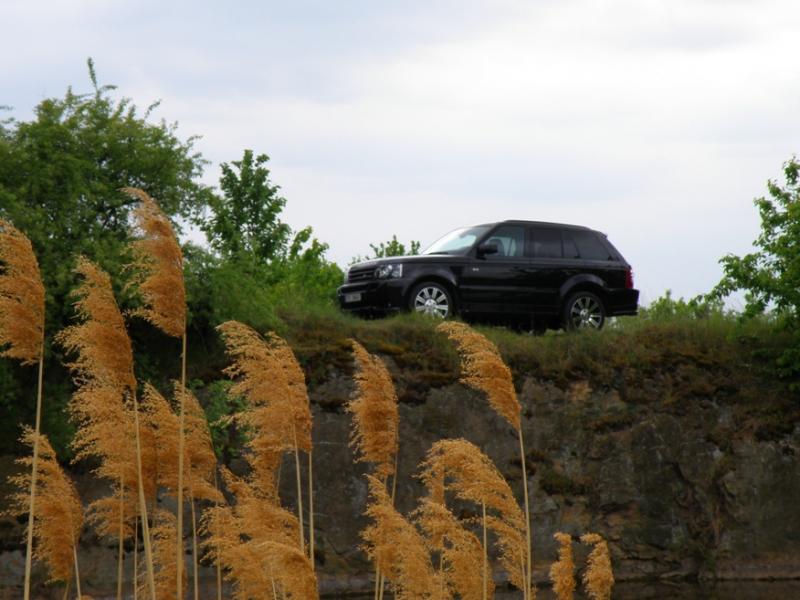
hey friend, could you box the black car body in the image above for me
[337,220,639,329]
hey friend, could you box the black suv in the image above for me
[337,220,639,330]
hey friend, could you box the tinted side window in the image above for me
[483,225,525,259]
[570,230,611,260]
[532,228,562,258]
[563,231,580,259]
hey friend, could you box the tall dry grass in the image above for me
[580,533,614,600]
[56,257,156,599]
[0,219,46,600]
[420,438,527,597]
[5,430,83,596]
[415,498,491,600]
[437,322,534,599]
[124,187,191,600]
[549,532,575,600]
[347,340,401,599]
[201,467,317,599]
[362,475,440,600]
[217,321,314,560]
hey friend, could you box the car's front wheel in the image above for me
[409,282,454,319]
[563,291,605,330]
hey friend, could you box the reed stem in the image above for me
[308,450,315,569]
[292,427,305,555]
[213,469,222,600]
[22,345,44,600]
[191,494,199,600]
[72,541,82,600]
[134,515,138,600]
[132,392,157,600]
[177,330,187,600]
[482,500,488,600]
[116,481,124,600]
[518,428,532,600]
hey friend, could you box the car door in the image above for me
[458,224,533,314]
[528,225,568,315]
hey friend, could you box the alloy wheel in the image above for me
[569,295,603,329]
[413,285,450,318]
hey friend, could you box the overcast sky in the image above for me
[4,0,800,305]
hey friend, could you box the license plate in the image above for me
[344,292,362,303]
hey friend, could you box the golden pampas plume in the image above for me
[57,257,156,599]
[152,509,187,600]
[180,384,223,503]
[202,467,316,599]
[415,498,492,600]
[420,438,527,596]
[0,219,44,364]
[436,322,534,600]
[57,257,135,391]
[549,532,575,600]
[1,220,47,600]
[362,475,439,600]
[347,340,400,480]
[5,430,83,588]
[123,187,190,600]
[580,533,614,600]
[123,187,185,339]
[218,321,314,558]
[436,322,519,430]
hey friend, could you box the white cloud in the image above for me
[3,0,799,303]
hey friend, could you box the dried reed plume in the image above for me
[218,321,314,560]
[152,509,187,600]
[420,439,527,596]
[362,475,439,600]
[0,219,45,364]
[347,340,400,480]
[416,498,492,600]
[0,219,46,600]
[436,322,533,599]
[123,187,185,338]
[202,468,317,599]
[580,534,614,600]
[436,322,519,430]
[124,187,190,599]
[56,257,156,599]
[549,533,575,600]
[5,430,83,591]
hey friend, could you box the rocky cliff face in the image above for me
[305,368,800,592]
[2,339,799,596]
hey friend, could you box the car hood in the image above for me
[348,254,465,269]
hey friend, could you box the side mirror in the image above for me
[477,242,499,257]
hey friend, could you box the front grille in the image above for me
[347,266,375,283]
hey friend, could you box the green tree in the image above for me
[710,157,800,318]
[0,58,213,326]
[0,59,214,453]
[370,235,421,258]
[201,150,291,261]
[193,149,343,330]
[352,235,421,263]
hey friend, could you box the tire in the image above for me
[563,291,605,330]
[408,282,454,319]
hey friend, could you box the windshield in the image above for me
[422,225,491,255]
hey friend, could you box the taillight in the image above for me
[625,268,634,289]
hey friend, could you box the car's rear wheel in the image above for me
[563,291,605,330]
[409,282,453,319]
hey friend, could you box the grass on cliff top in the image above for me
[262,301,790,390]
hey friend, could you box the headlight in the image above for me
[375,264,403,279]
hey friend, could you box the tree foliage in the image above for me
[710,157,800,318]
[202,150,292,261]
[0,58,213,330]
